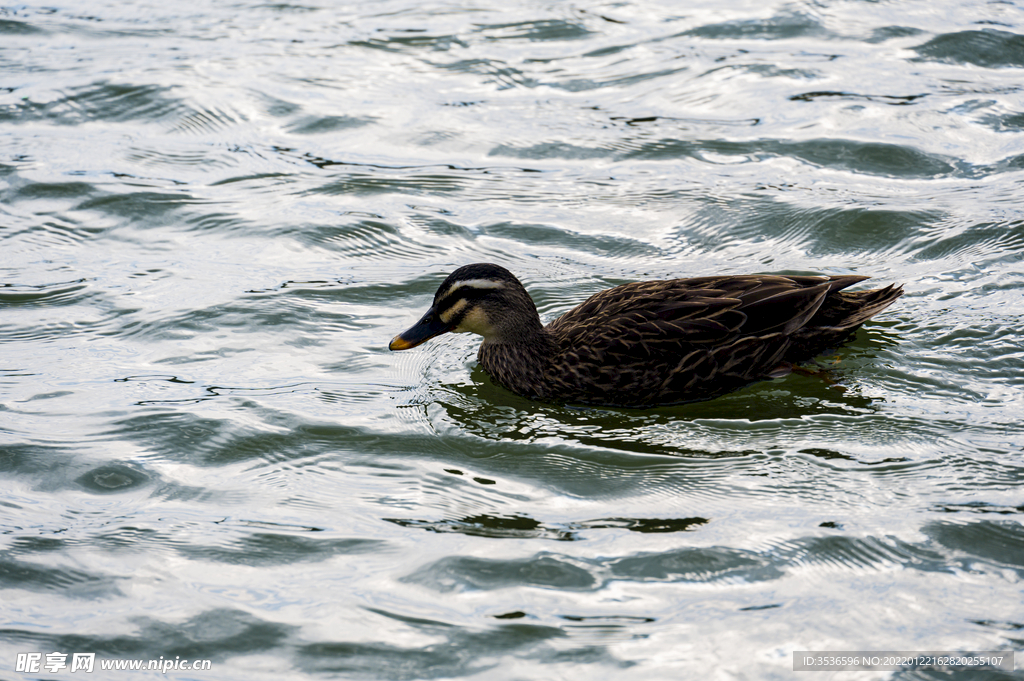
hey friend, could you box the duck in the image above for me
[389,263,903,407]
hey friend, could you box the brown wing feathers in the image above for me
[551,275,844,344]
[540,274,902,404]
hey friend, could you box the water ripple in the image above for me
[913,29,1024,68]
[3,0,1024,677]
[0,278,89,307]
[0,82,188,126]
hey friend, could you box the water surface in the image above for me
[2,0,1023,678]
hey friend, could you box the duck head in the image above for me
[389,263,542,350]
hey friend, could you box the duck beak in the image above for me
[389,306,452,351]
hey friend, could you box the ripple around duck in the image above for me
[419,357,912,459]
[417,398,1019,504]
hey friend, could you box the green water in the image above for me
[2,0,1023,679]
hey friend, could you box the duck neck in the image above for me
[477,327,558,400]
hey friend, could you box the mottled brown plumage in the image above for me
[389,263,903,407]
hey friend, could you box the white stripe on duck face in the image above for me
[439,278,506,300]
